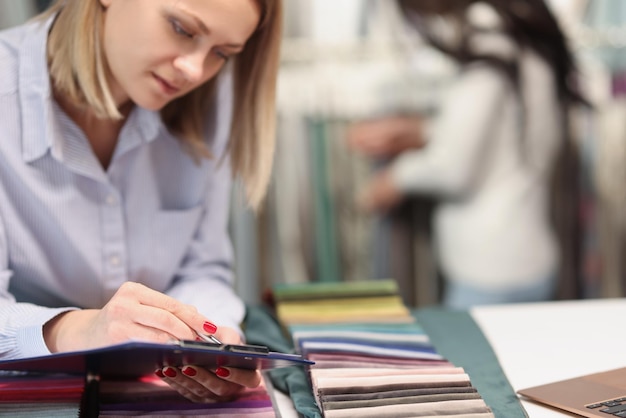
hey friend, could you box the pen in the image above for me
[196,332,222,345]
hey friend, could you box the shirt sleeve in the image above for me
[390,65,510,197]
[164,66,245,336]
[0,213,77,360]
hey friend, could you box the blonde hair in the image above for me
[42,0,283,210]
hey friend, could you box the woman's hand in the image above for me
[43,282,212,352]
[43,282,261,402]
[359,169,404,213]
[156,327,263,402]
[346,115,424,158]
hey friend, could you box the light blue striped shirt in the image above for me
[0,17,244,359]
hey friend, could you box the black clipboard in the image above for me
[0,340,313,379]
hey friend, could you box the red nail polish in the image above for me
[163,367,177,378]
[182,366,197,377]
[203,321,217,334]
[155,369,165,378]
[215,367,230,378]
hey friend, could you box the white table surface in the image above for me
[275,298,626,417]
[471,298,626,417]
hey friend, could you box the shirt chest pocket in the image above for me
[147,205,204,287]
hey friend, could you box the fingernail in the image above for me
[215,367,230,378]
[182,366,197,377]
[155,369,165,378]
[163,367,177,378]
[203,321,217,334]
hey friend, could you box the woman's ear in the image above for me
[99,0,113,8]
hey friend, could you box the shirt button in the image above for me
[105,195,117,206]
[109,255,121,267]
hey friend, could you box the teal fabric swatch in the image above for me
[243,305,322,418]
[309,119,340,282]
[414,307,529,418]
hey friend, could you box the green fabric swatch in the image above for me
[243,305,322,418]
[415,307,529,418]
[273,279,399,300]
[309,119,340,282]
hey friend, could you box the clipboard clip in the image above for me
[193,331,269,354]
[176,339,270,355]
[222,344,269,354]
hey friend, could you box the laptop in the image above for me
[517,367,626,417]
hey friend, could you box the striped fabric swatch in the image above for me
[0,364,277,416]
[0,373,83,417]
[273,279,495,417]
[98,375,276,417]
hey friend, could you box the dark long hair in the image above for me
[396,0,586,105]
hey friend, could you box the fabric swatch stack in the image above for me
[99,376,277,417]
[0,370,278,417]
[273,279,495,417]
[0,373,83,417]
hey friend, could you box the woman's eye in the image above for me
[214,50,229,60]
[170,19,193,38]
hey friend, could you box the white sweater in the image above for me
[390,26,562,290]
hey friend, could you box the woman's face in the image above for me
[99,0,260,110]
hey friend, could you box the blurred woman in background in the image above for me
[347,0,586,309]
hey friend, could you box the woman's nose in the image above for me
[173,52,205,84]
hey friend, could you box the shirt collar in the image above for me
[127,106,162,144]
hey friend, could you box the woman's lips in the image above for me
[153,73,181,96]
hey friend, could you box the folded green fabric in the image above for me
[414,307,529,418]
[273,279,400,301]
[243,305,322,418]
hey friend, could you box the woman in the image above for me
[347,0,585,308]
[0,0,282,402]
